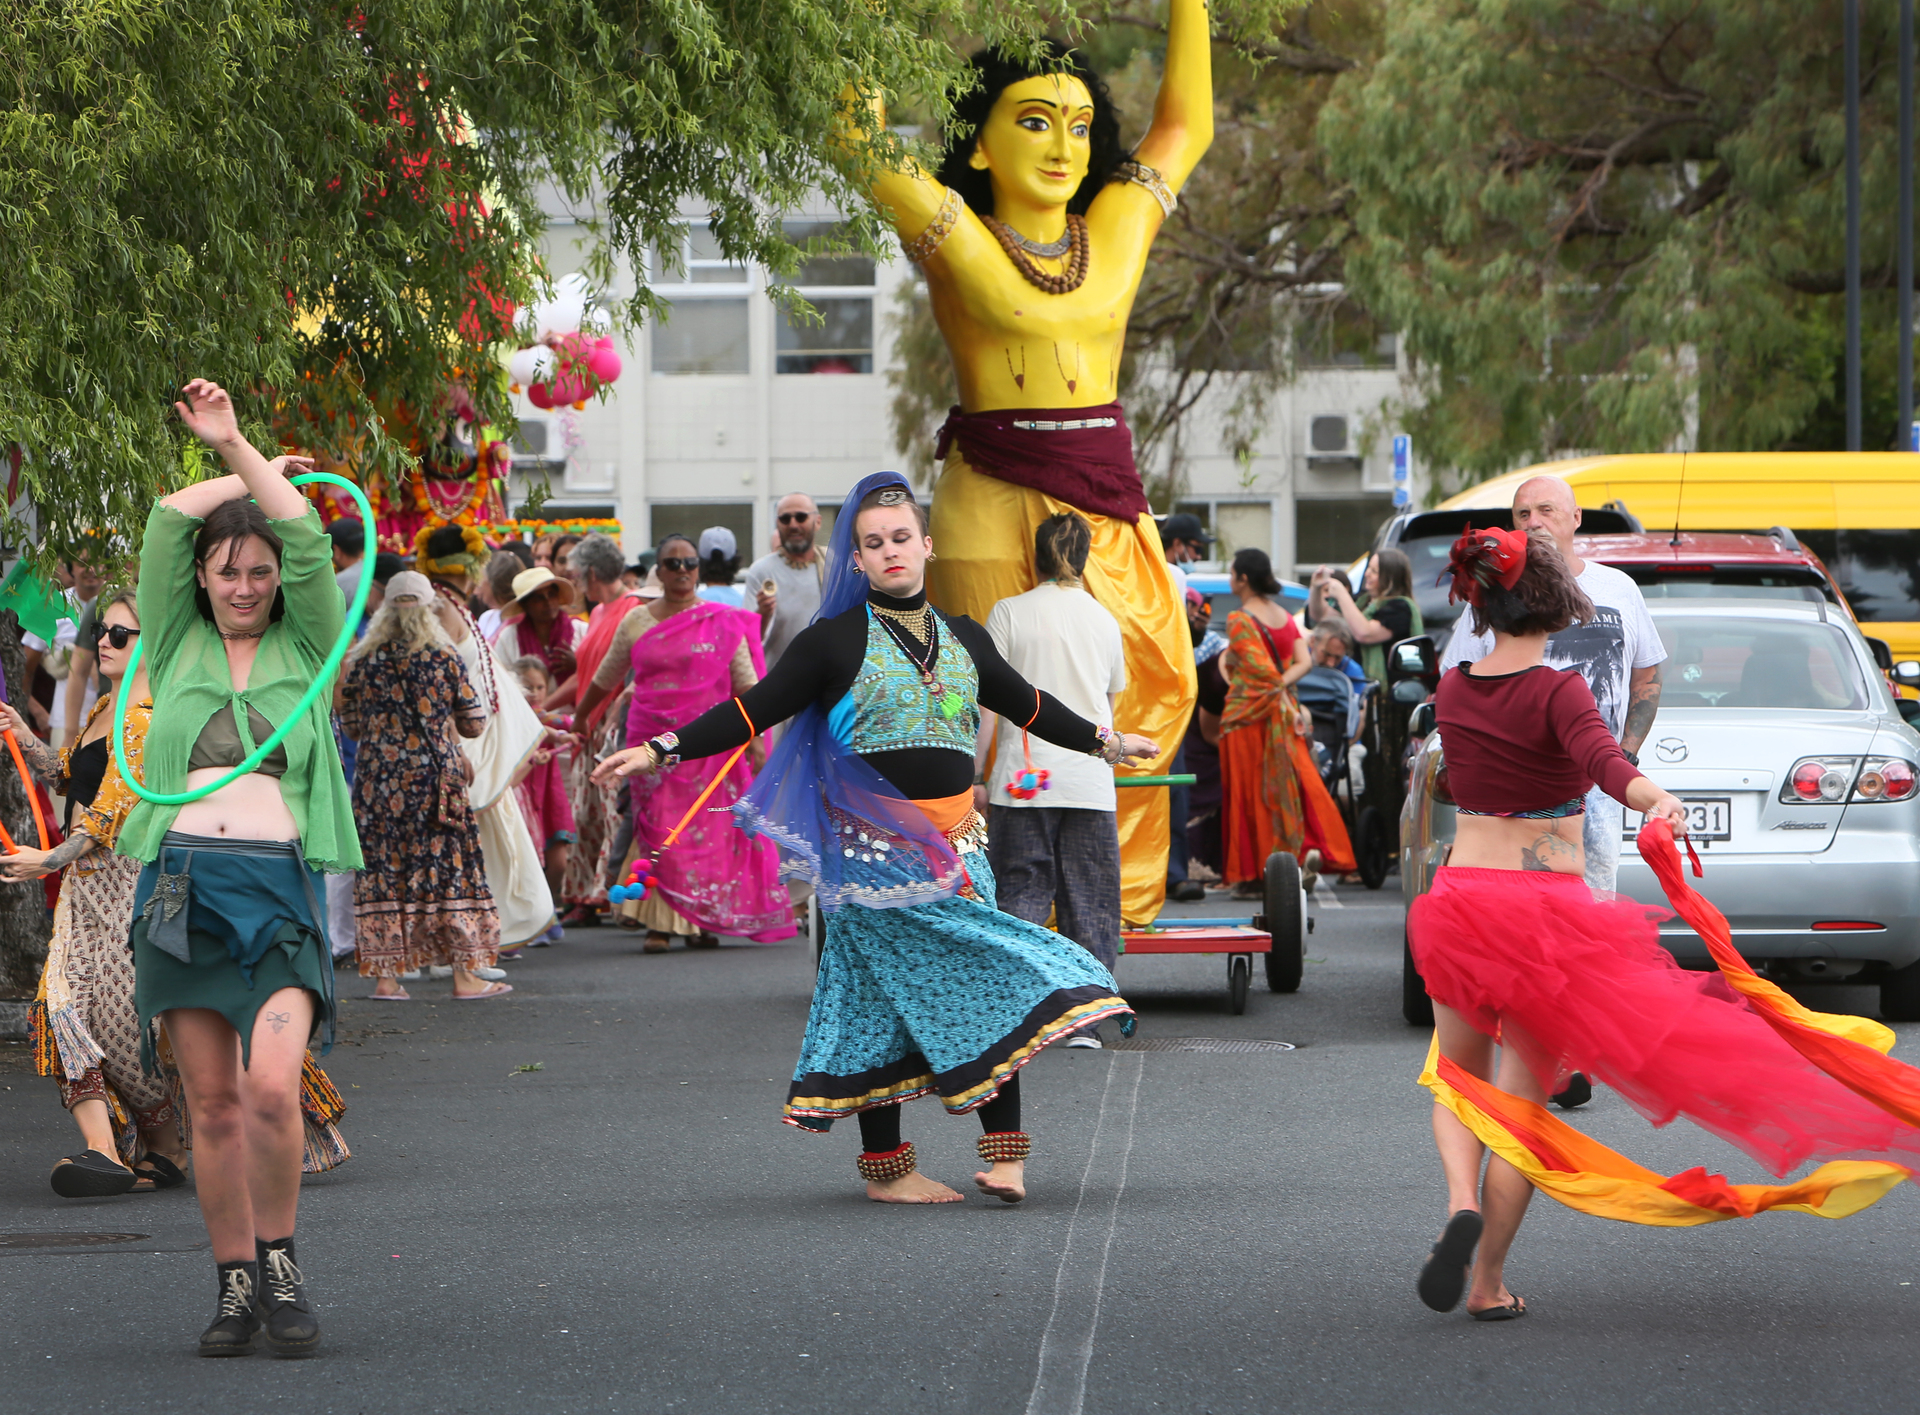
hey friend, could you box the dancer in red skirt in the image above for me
[1409,523,1920,1322]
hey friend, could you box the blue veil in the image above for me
[730,471,964,911]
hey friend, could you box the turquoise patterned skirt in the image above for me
[783,851,1133,1131]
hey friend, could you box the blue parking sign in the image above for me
[1391,434,1411,506]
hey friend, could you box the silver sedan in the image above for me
[1400,595,1920,1021]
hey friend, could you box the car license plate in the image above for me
[1624,797,1731,842]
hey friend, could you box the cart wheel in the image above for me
[1228,955,1251,1015]
[1402,926,1434,1026]
[1263,851,1304,994]
[1357,807,1390,891]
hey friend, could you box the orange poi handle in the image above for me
[656,700,757,856]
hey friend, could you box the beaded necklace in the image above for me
[983,215,1090,295]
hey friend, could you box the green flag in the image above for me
[0,561,66,643]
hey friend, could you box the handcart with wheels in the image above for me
[1116,776,1312,1014]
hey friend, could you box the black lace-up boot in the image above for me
[198,1260,261,1356]
[254,1237,321,1357]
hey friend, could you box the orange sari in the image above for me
[1219,610,1355,883]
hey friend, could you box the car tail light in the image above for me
[1854,757,1917,801]
[1779,755,1918,803]
[1784,756,1859,803]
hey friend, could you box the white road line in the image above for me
[1024,1050,1144,1415]
[1313,877,1344,909]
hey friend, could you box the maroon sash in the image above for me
[933,402,1149,521]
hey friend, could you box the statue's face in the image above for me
[969,74,1094,213]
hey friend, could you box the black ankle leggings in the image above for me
[857,1073,1020,1153]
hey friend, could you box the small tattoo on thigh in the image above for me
[265,1010,292,1035]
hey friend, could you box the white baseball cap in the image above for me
[698,526,737,561]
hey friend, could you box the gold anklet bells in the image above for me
[977,1131,1032,1164]
[856,1142,917,1182]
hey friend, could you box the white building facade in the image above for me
[511,208,1424,577]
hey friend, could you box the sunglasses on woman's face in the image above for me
[92,622,141,650]
[657,556,700,573]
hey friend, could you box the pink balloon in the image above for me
[526,381,556,410]
[548,367,590,403]
[587,337,623,385]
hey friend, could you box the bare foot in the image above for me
[866,1172,965,1204]
[372,979,409,999]
[973,1160,1026,1203]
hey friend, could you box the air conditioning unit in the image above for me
[510,417,565,473]
[1306,414,1356,460]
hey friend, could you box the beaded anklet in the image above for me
[856,1141,917,1182]
[976,1131,1032,1164]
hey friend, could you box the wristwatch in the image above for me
[1622,748,1640,766]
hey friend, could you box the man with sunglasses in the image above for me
[746,493,834,671]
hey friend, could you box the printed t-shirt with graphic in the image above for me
[1439,559,1665,738]
[985,584,1127,812]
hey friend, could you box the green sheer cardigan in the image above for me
[116,502,363,873]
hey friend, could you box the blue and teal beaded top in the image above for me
[828,607,980,756]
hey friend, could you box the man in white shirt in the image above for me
[747,493,833,670]
[981,514,1128,1047]
[1439,475,1666,891]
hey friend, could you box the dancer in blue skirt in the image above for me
[598,471,1157,1204]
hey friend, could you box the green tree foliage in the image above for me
[1321,0,1916,486]
[5,0,1302,564]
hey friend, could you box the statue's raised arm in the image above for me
[844,6,1215,924]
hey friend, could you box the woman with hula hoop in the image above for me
[120,380,363,1358]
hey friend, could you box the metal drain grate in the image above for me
[0,1232,150,1249]
[1107,1037,1296,1054]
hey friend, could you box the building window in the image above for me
[1171,500,1274,561]
[1296,496,1393,568]
[651,502,755,560]
[651,298,750,375]
[774,220,875,375]
[648,225,752,375]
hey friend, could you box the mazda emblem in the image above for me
[1654,737,1688,763]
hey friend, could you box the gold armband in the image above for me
[902,187,962,264]
[1114,160,1177,219]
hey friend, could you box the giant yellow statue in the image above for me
[846,4,1213,922]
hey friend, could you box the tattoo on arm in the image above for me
[1621,666,1662,753]
[18,735,59,785]
[39,835,95,872]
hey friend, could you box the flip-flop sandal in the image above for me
[50,1149,138,1198]
[1417,1209,1484,1312]
[131,1153,189,1191]
[362,988,411,1001]
[1469,1294,1527,1322]
[454,982,514,1000]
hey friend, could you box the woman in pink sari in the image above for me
[578,535,794,951]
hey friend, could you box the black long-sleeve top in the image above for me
[665,588,1103,799]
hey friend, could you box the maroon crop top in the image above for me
[1434,664,1641,816]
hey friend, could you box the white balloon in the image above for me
[537,296,586,339]
[581,303,612,334]
[508,345,555,384]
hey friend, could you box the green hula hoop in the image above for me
[113,471,377,806]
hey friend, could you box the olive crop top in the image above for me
[188,704,289,779]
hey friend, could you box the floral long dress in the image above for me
[340,643,499,975]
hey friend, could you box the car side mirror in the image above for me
[1408,701,1436,739]
[1388,635,1438,684]
[1867,637,1895,673]
[1893,659,1920,687]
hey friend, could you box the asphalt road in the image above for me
[3,877,1919,1415]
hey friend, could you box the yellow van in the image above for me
[1437,453,1920,660]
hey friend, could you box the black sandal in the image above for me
[132,1153,189,1191]
[50,1149,138,1198]
[1417,1209,1484,1312]
[1470,1294,1527,1322]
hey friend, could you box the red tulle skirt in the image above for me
[1409,866,1920,1178]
